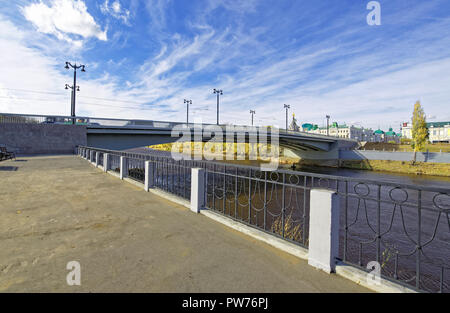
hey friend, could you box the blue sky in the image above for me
[0,0,450,131]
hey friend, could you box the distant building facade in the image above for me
[301,122,382,142]
[373,128,401,143]
[401,121,450,143]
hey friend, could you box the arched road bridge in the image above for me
[0,113,358,163]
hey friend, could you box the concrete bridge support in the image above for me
[282,144,340,167]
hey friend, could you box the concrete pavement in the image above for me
[0,156,370,292]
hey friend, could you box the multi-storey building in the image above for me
[401,121,450,143]
[373,128,401,143]
[301,122,380,142]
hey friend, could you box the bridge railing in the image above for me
[0,112,355,143]
[0,112,184,129]
[77,145,450,293]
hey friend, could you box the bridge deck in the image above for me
[0,156,369,292]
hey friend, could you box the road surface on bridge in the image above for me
[0,156,369,292]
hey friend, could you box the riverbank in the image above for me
[294,159,450,177]
[362,142,450,153]
[147,144,450,177]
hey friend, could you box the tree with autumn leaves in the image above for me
[411,101,429,162]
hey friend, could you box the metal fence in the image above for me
[153,158,192,200]
[109,154,121,173]
[127,158,145,183]
[204,164,310,248]
[78,146,450,293]
[0,112,180,128]
[336,179,450,293]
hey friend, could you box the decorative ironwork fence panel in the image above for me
[127,158,145,183]
[98,153,104,166]
[153,158,192,200]
[204,164,311,248]
[109,154,120,173]
[336,180,450,293]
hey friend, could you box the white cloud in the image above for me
[0,17,151,119]
[22,0,107,47]
[101,0,131,25]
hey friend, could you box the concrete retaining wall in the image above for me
[340,150,450,163]
[0,123,87,154]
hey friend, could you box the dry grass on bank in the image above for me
[149,143,450,177]
[339,159,450,177]
[362,142,450,153]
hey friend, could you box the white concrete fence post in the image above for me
[190,168,205,213]
[104,153,109,172]
[95,152,99,167]
[120,156,128,180]
[85,149,89,159]
[90,150,94,163]
[144,161,154,191]
[308,189,340,273]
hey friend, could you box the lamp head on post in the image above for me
[250,110,256,126]
[284,104,290,130]
[65,61,85,124]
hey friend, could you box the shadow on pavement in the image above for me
[0,166,18,171]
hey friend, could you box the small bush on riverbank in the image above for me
[271,213,305,243]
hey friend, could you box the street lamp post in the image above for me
[184,99,192,124]
[326,115,330,136]
[65,62,85,124]
[65,83,80,123]
[213,89,223,125]
[250,110,255,126]
[284,104,290,131]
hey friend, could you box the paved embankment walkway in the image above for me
[0,156,370,292]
